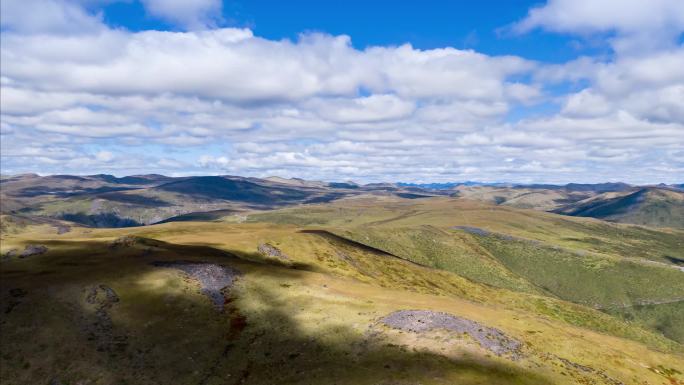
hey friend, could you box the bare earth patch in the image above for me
[380,310,523,360]
[19,244,48,258]
[82,284,127,353]
[152,262,240,311]
[257,243,291,260]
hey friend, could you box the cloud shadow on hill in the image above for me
[0,237,555,385]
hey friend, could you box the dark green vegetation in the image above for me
[473,234,684,310]
[605,301,684,345]
[337,225,542,294]
[372,226,684,345]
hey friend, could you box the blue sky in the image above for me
[101,0,601,62]
[1,0,683,183]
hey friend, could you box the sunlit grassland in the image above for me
[248,197,684,346]
[2,199,683,384]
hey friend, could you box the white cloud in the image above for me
[0,0,105,35]
[95,150,114,162]
[514,0,684,53]
[0,0,682,184]
[310,95,415,123]
[516,0,684,33]
[544,48,684,125]
[504,83,542,104]
[1,29,533,104]
[561,90,612,118]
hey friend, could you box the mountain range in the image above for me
[1,173,682,229]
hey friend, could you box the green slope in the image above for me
[249,197,684,345]
[559,187,684,228]
[472,233,684,308]
[605,301,684,344]
[335,225,542,294]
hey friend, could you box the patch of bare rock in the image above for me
[109,235,164,249]
[152,261,240,311]
[82,284,127,353]
[380,310,523,360]
[257,243,290,260]
[2,244,50,260]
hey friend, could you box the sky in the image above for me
[1,0,683,184]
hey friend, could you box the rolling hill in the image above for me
[0,174,406,227]
[249,196,684,342]
[1,195,683,385]
[557,187,684,228]
[446,184,684,228]
[2,174,682,230]
[451,185,593,211]
[153,176,312,204]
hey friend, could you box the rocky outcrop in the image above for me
[19,244,48,258]
[152,262,240,311]
[380,310,523,359]
[257,243,290,260]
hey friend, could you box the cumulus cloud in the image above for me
[1,29,533,104]
[309,95,415,123]
[0,0,105,35]
[516,0,684,34]
[0,0,682,184]
[514,0,684,53]
[561,90,612,118]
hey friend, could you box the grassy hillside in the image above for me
[473,233,684,309]
[450,183,631,211]
[605,301,684,345]
[335,225,542,294]
[557,187,684,228]
[2,196,684,384]
[249,196,684,343]
[153,176,311,203]
[445,184,684,229]
[2,220,683,385]
[452,186,592,211]
[249,197,684,265]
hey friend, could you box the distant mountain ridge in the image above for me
[154,176,311,203]
[519,182,633,193]
[397,181,504,189]
[1,173,681,229]
[0,174,431,227]
[555,187,684,228]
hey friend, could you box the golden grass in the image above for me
[2,205,683,384]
